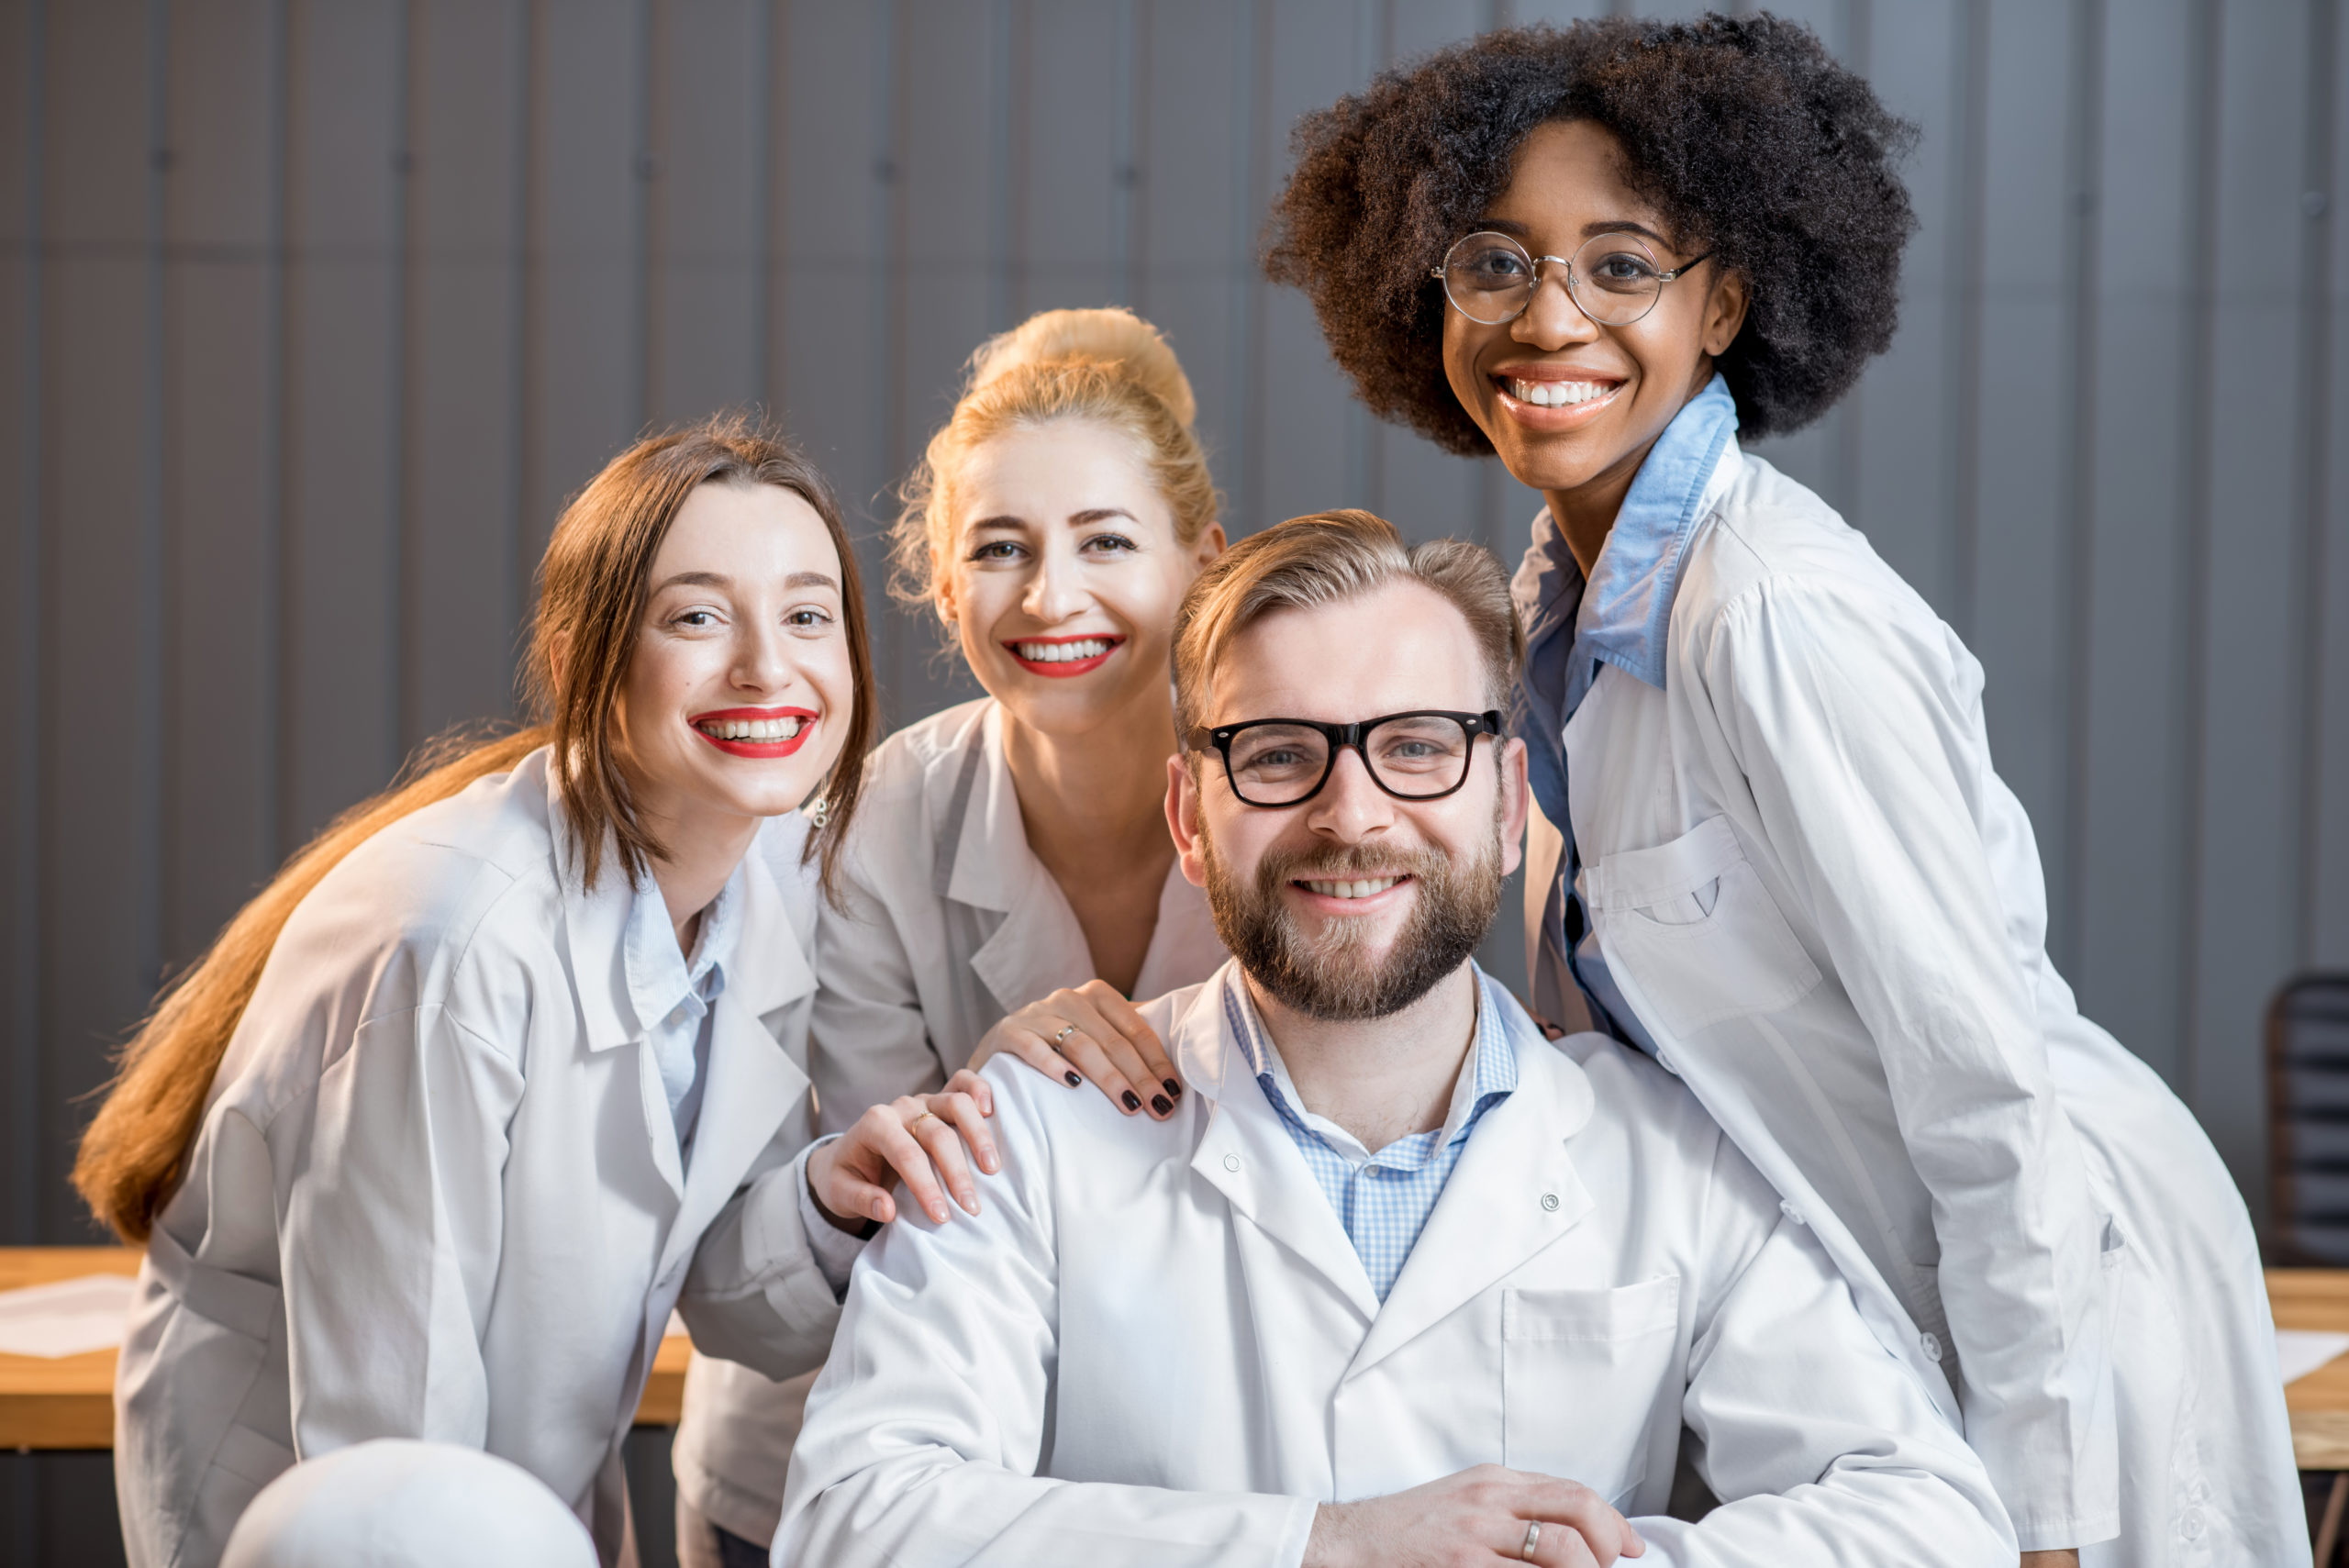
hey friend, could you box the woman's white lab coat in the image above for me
[1520,446,2303,1562]
[672,695,1229,1547]
[114,751,851,1568]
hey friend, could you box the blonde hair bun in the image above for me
[968,307,1197,429]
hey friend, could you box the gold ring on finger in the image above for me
[911,1111,941,1130]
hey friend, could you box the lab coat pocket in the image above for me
[1502,1276,1681,1505]
[1587,817,1821,1038]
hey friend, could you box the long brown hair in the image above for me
[73,414,875,1243]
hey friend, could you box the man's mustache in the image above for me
[1255,841,1439,886]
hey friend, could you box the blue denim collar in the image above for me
[1509,374,1739,828]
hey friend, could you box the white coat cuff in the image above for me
[797,1135,871,1299]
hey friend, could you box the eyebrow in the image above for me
[966,507,1141,532]
[651,569,838,592]
[1473,217,1676,249]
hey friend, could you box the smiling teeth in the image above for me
[1303,876,1402,900]
[1015,638,1114,662]
[700,717,805,741]
[1508,378,1610,407]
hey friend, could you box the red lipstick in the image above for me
[690,706,818,759]
[1001,633,1124,679]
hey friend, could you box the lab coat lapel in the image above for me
[1352,1026,1598,1378]
[655,987,810,1283]
[549,772,641,1055]
[1180,972,1381,1325]
[938,706,1092,1017]
[730,817,818,1021]
[655,835,814,1279]
[546,784,690,1201]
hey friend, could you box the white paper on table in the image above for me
[0,1273,138,1359]
[2277,1328,2349,1385]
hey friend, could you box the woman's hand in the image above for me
[807,1070,999,1229]
[967,980,1184,1120]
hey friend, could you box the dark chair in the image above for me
[2271,973,2349,1565]
[2272,974,2349,1265]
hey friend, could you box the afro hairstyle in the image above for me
[1264,14,1919,448]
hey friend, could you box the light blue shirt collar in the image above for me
[623,868,741,1025]
[1518,373,1740,708]
[623,865,742,1134]
[1510,373,1740,832]
[1224,966,1519,1159]
[1219,966,1518,1301]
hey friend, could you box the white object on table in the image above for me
[0,1273,137,1359]
[2277,1328,2349,1386]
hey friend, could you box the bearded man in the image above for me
[774,511,2013,1568]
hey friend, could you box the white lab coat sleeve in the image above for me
[807,846,949,1137]
[1694,574,2112,1546]
[277,1000,524,1454]
[1637,1140,2013,1566]
[775,1073,1318,1568]
[675,1140,847,1381]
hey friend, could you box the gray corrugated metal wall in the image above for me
[6,0,2349,1243]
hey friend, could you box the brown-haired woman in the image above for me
[80,417,1002,1568]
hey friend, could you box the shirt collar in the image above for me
[623,862,742,1028]
[1522,373,1742,717]
[1222,966,1518,1161]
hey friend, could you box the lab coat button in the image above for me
[1656,1053,1679,1075]
[1919,1330,1943,1362]
[2180,1507,2204,1540]
[1540,1192,1561,1212]
[1222,1153,1241,1173]
[1779,1201,1805,1227]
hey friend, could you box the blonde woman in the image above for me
[77,420,997,1568]
[674,309,1229,1565]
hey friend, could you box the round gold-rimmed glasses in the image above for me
[1432,229,1714,328]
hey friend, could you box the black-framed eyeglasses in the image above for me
[1186,710,1506,808]
[1432,229,1714,328]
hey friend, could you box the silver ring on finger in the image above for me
[1520,1521,1540,1562]
[1052,1024,1077,1046]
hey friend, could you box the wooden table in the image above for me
[2271,1269,2349,1469]
[0,1248,690,1450]
[10,1251,2349,1461]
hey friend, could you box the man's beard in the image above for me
[1199,804,1504,1023]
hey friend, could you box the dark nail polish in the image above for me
[1163,1078,1183,1098]
[1065,1071,1083,1087]
[1151,1094,1173,1116]
[1121,1090,1142,1112]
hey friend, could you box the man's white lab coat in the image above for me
[1523,448,2304,1561]
[775,964,2015,1568]
[114,752,847,1568]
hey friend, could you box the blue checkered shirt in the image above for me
[1223,967,1519,1302]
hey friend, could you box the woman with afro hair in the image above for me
[1269,15,2299,1567]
